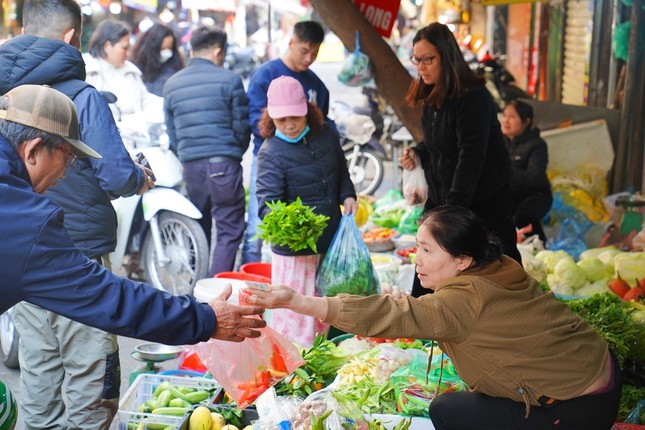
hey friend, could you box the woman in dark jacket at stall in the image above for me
[501,100,553,242]
[131,22,184,97]
[256,76,357,347]
[398,22,521,297]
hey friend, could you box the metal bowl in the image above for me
[134,343,184,361]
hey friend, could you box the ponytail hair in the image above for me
[419,205,502,267]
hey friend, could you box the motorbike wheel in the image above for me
[141,212,209,296]
[0,308,19,369]
[345,148,384,196]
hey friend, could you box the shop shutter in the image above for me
[561,0,594,105]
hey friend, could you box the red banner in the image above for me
[352,0,401,38]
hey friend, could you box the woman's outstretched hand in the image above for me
[241,284,328,321]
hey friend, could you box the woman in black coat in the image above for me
[398,23,521,297]
[501,100,553,242]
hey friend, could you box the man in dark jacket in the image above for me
[0,0,151,427]
[0,85,265,428]
[164,25,250,277]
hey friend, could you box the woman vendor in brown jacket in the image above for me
[243,205,620,430]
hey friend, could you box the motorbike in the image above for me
[333,86,412,196]
[0,307,18,368]
[224,43,260,80]
[472,51,531,110]
[110,111,210,297]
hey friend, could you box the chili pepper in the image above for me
[271,344,288,373]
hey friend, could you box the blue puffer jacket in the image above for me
[163,58,250,163]
[256,125,356,256]
[0,36,145,258]
[0,137,215,344]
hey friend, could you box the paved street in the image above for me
[0,58,403,429]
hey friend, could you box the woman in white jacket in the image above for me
[83,19,162,120]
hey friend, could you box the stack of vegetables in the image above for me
[268,334,464,428]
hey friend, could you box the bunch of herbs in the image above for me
[256,197,329,253]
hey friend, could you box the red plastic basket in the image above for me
[612,424,645,429]
[239,262,272,281]
[213,271,271,284]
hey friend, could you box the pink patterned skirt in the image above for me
[270,252,329,347]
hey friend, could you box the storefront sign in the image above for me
[352,0,401,38]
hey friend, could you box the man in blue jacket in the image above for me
[0,1,154,427]
[0,84,265,427]
[164,25,250,277]
[243,20,332,264]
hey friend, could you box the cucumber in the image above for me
[156,390,172,408]
[169,398,191,408]
[184,390,210,404]
[153,381,172,398]
[150,406,190,416]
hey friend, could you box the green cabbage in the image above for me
[614,252,645,286]
[579,246,620,261]
[553,258,587,290]
[536,250,575,273]
[577,257,611,282]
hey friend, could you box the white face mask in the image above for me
[160,49,173,63]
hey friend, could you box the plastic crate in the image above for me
[111,410,180,430]
[110,373,222,430]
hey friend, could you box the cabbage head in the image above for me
[536,250,575,273]
[577,257,610,282]
[553,258,587,290]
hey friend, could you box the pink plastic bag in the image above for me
[188,326,305,409]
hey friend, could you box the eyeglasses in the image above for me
[410,55,437,66]
[55,146,78,168]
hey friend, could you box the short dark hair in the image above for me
[292,21,324,45]
[88,19,131,59]
[22,0,82,39]
[405,23,484,108]
[419,205,502,267]
[190,25,227,54]
[0,96,66,152]
[505,100,534,127]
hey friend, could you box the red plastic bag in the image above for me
[188,326,305,409]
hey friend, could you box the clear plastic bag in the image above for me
[189,325,305,409]
[337,31,373,87]
[316,214,380,297]
[402,155,428,206]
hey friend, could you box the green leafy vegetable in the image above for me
[564,292,645,364]
[256,197,329,253]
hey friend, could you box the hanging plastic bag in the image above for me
[316,214,380,297]
[189,325,305,409]
[402,154,428,206]
[337,31,373,87]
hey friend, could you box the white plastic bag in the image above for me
[402,154,428,206]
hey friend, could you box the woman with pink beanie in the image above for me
[255,76,357,346]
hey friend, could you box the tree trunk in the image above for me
[311,0,423,142]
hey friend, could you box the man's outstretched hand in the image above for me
[208,283,266,342]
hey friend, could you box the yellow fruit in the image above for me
[222,426,239,430]
[189,406,212,430]
[210,412,226,430]
[242,426,254,430]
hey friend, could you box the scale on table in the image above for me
[129,342,184,385]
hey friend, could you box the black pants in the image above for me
[429,354,622,430]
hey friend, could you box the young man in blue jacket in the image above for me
[243,20,333,264]
[0,0,155,427]
[164,25,250,277]
[0,85,266,428]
